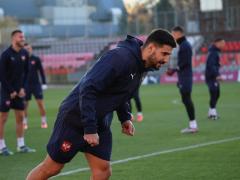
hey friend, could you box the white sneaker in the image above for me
[17,146,36,153]
[208,108,219,120]
[181,127,198,134]
[0,147,14,156]
[41,122,48,129]
[208,115,219,120]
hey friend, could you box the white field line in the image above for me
[53,136,240,178]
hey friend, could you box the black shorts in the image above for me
[0,91,25,112]
[47,111,113,164]
[25,84,43,101]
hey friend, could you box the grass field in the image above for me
[0,82,240,180]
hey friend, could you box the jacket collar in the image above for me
[176,36,186,45]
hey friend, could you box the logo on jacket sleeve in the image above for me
[61,141,72,152]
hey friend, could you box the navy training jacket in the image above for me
[176,36,193,80]
[58,35,149,134]
[0,46,29,94]
[27,54,46,85]
[205,45,221,81]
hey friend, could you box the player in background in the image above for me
[129,88,143,122]
[26,29,176,180]
[167,26,198,133]
[205,38,225,120]
[23,43,48,129]
[0,30,36,156]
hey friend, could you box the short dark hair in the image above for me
[144,28,176,48]
[172,26,184,33]
[11,29,23,37]
[214,38,224,43]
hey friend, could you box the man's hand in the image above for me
[166,68,175,76]
[10,91,17,99]
[18,88,25,98]
[122,120,135,136]
[42,84,48,90]
[216,76,223,81]
[83,133,99,147]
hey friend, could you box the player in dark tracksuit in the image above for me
[205,38,225,120]
[23,43,48,129]
[171,26,198,133]
[27,29,176,180]
[0,30,35,156]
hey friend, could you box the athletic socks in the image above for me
[41,116,47,124]
[189,120,197,129]
[23,117,28,124]
[2,138,26,150]
[0,139,6,149]
[24,116,47,124]
[17,137,25,148]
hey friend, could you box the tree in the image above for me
[118,5,128,35]
[154,0,175,30]
[0,16,18,45]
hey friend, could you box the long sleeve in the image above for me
[116,102,131,124]
[0,53,14,94]
[37,57,46,84]
[79,52,123,134]
[22,56,29,88]
[177,46,191,70]
[206,52,220,78]
[22,54,29,89]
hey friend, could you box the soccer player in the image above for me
[129,88,144,122]
[26,29,176,180]
[0,30,36,156]
[205,38,225,120]
[169,26,198,133]
[23,43,48,129]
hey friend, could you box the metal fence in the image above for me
[127,6,240,38]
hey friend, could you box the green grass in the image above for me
[0,83,240,180]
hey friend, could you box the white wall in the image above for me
[41,6,95,25]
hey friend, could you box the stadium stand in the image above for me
[41,53,94,69]
[192,39,240,82]
[29,37,120,83]
[201,40,240,53]
[32,37,119,55]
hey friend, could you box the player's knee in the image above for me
[16,112,24,121]
[92,166,112,179]
[0,116,7,122]
[181,98,188,105]
[41,161,63,176]
[0,114,8,124]
[26,162,63,180]
[105,166,112,177]
[39,103,44,109]
[182,96,191,106]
